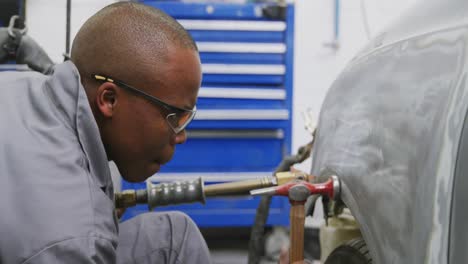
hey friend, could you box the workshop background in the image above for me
[6,0,420,263]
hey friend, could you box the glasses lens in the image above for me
[166,108,196,133]
[166,113,179,129]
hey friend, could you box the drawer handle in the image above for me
[202,64,285,75]
[197,42,286,54]
[178,19,286,31]
[187,129,284,139]
[194,109,289,120]
[198,87,286,100]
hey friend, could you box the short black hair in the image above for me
[71,2,197,86]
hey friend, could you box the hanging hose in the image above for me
[64,0,71,60]
[304,194,320,218]
[20,0,26,23]
[248,194,273,264]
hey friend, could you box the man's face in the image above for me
[107,48,201,182]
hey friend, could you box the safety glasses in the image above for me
[93,74,196,134]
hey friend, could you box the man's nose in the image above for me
[173,130,187,144]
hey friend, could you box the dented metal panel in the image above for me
[311,7,468,262]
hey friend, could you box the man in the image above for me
[0,2,211,263]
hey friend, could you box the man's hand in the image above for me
[0,27,55,75]
[278,245,289,264]
[16,34,55,74]
[278,246,314,264]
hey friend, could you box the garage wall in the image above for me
[26,0,115,62]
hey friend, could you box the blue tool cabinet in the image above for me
[122,0,294,227]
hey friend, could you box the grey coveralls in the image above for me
[0,61,211,264]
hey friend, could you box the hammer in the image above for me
[251,176,340,264]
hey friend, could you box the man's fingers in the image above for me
[115,208,126,219]
[278,245,289,264]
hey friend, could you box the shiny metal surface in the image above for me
[146,178,206,210]
[114,190,137,209]
[250,186,278,196]
[204,177,275,196]
[288,185,311,202]
[311,1,468,262]
[331,175,340,201]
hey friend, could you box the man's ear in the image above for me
[96,82,118,118]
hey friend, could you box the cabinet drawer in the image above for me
[161,129,285,172]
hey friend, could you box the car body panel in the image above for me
[450,104,468,263]
[311,1,468,262]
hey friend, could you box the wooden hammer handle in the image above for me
[289,203,305,264]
